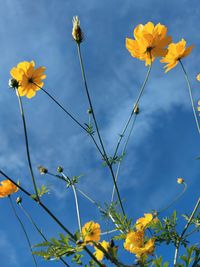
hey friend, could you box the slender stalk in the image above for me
[38,85,86,131]
[77,43,125,215]
[0,170,103,267]
[16,89,39,201]
[112,59,152,159]
[173,197,200,266]
[61,172,82,238]
[179,60,200,135]
[158,182,187,214]
[8,196,38,267]
[18,203,71,267]
[111,115,137,202]
[33,82,104,158]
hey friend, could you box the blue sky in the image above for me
[0,0,200,266]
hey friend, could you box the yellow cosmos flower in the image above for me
[136,213,153,231]
[160,39,194,73]
[0,180,18,198]
[82,221,101,244]
[124,230,155,259]
[10,61,46,99]
[94,240,109,261]
[126,21,172,66]
[197,74,200,82]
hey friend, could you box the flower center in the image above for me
[28,77,34,83]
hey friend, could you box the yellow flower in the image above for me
[82,221,101,244]
[197,74,200,82]
[160,39,194,72]
[177,178,184,184]
[124,230,155,259]
[126,22,171,66]
[0,180,18,198]
[10,61,46,99]
[94,240,109,261]
[136,213,153,231]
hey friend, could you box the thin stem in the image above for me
[77,43,125,215]
[0,170,102,267]
[16,89,39,201]
[38,85,86,131]
[111,115,137,202]
[76,188,103,211]
[34,83,104,158]
[173,197,200,266]
[18,203,71,267]
[179,60,200,135]
[158,182,187,214]
[8,196,38,267]
[113,59,152,160]
[61,172,82,238]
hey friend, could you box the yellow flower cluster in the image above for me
[126,22,193,72]
[124,213,156,259]
[10,61,46,99]
[81,221,117,262]
[0,180,18,198]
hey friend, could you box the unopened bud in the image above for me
[87,108,92,114]
[72,16,83,44]
[177,178,184,184]
[57,166,63,173]
[16,196,22,204]
[37,166,48,175]
[133,104,139,114]
[8,78,19,89]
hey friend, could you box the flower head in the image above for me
[124,230,155,259]
[126,22,171,65]
[136,213,153,231]
[177,178,184,184]
[197,74,200,82]
[82,221,100,244]
[94,240,109,261]
[160,39,194,72]
[72,16,83,44]
[0,180,18,198]
[10,61,46,98]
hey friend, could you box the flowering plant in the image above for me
[1,18,200,267]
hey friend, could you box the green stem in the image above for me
[8,196,38,267]
[0,170,103,267]
[111,115,137,202]
[61,172,82,238]
[112,60,152,160]
[158,182,187,214]
[77,43,125,215]
[16,89,39,201]
[18,203,71,267]
[179,60,200,135]
[34,83,104,159]
[174,197,200,266]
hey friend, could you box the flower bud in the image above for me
[87,108,92,114]
[57,166,63,173]
[8,78,19,89]
[16,196,22,204]
[72,16,83,44]
[133,104,139,114]
[37,165,48,175]
[177,178,184,184]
